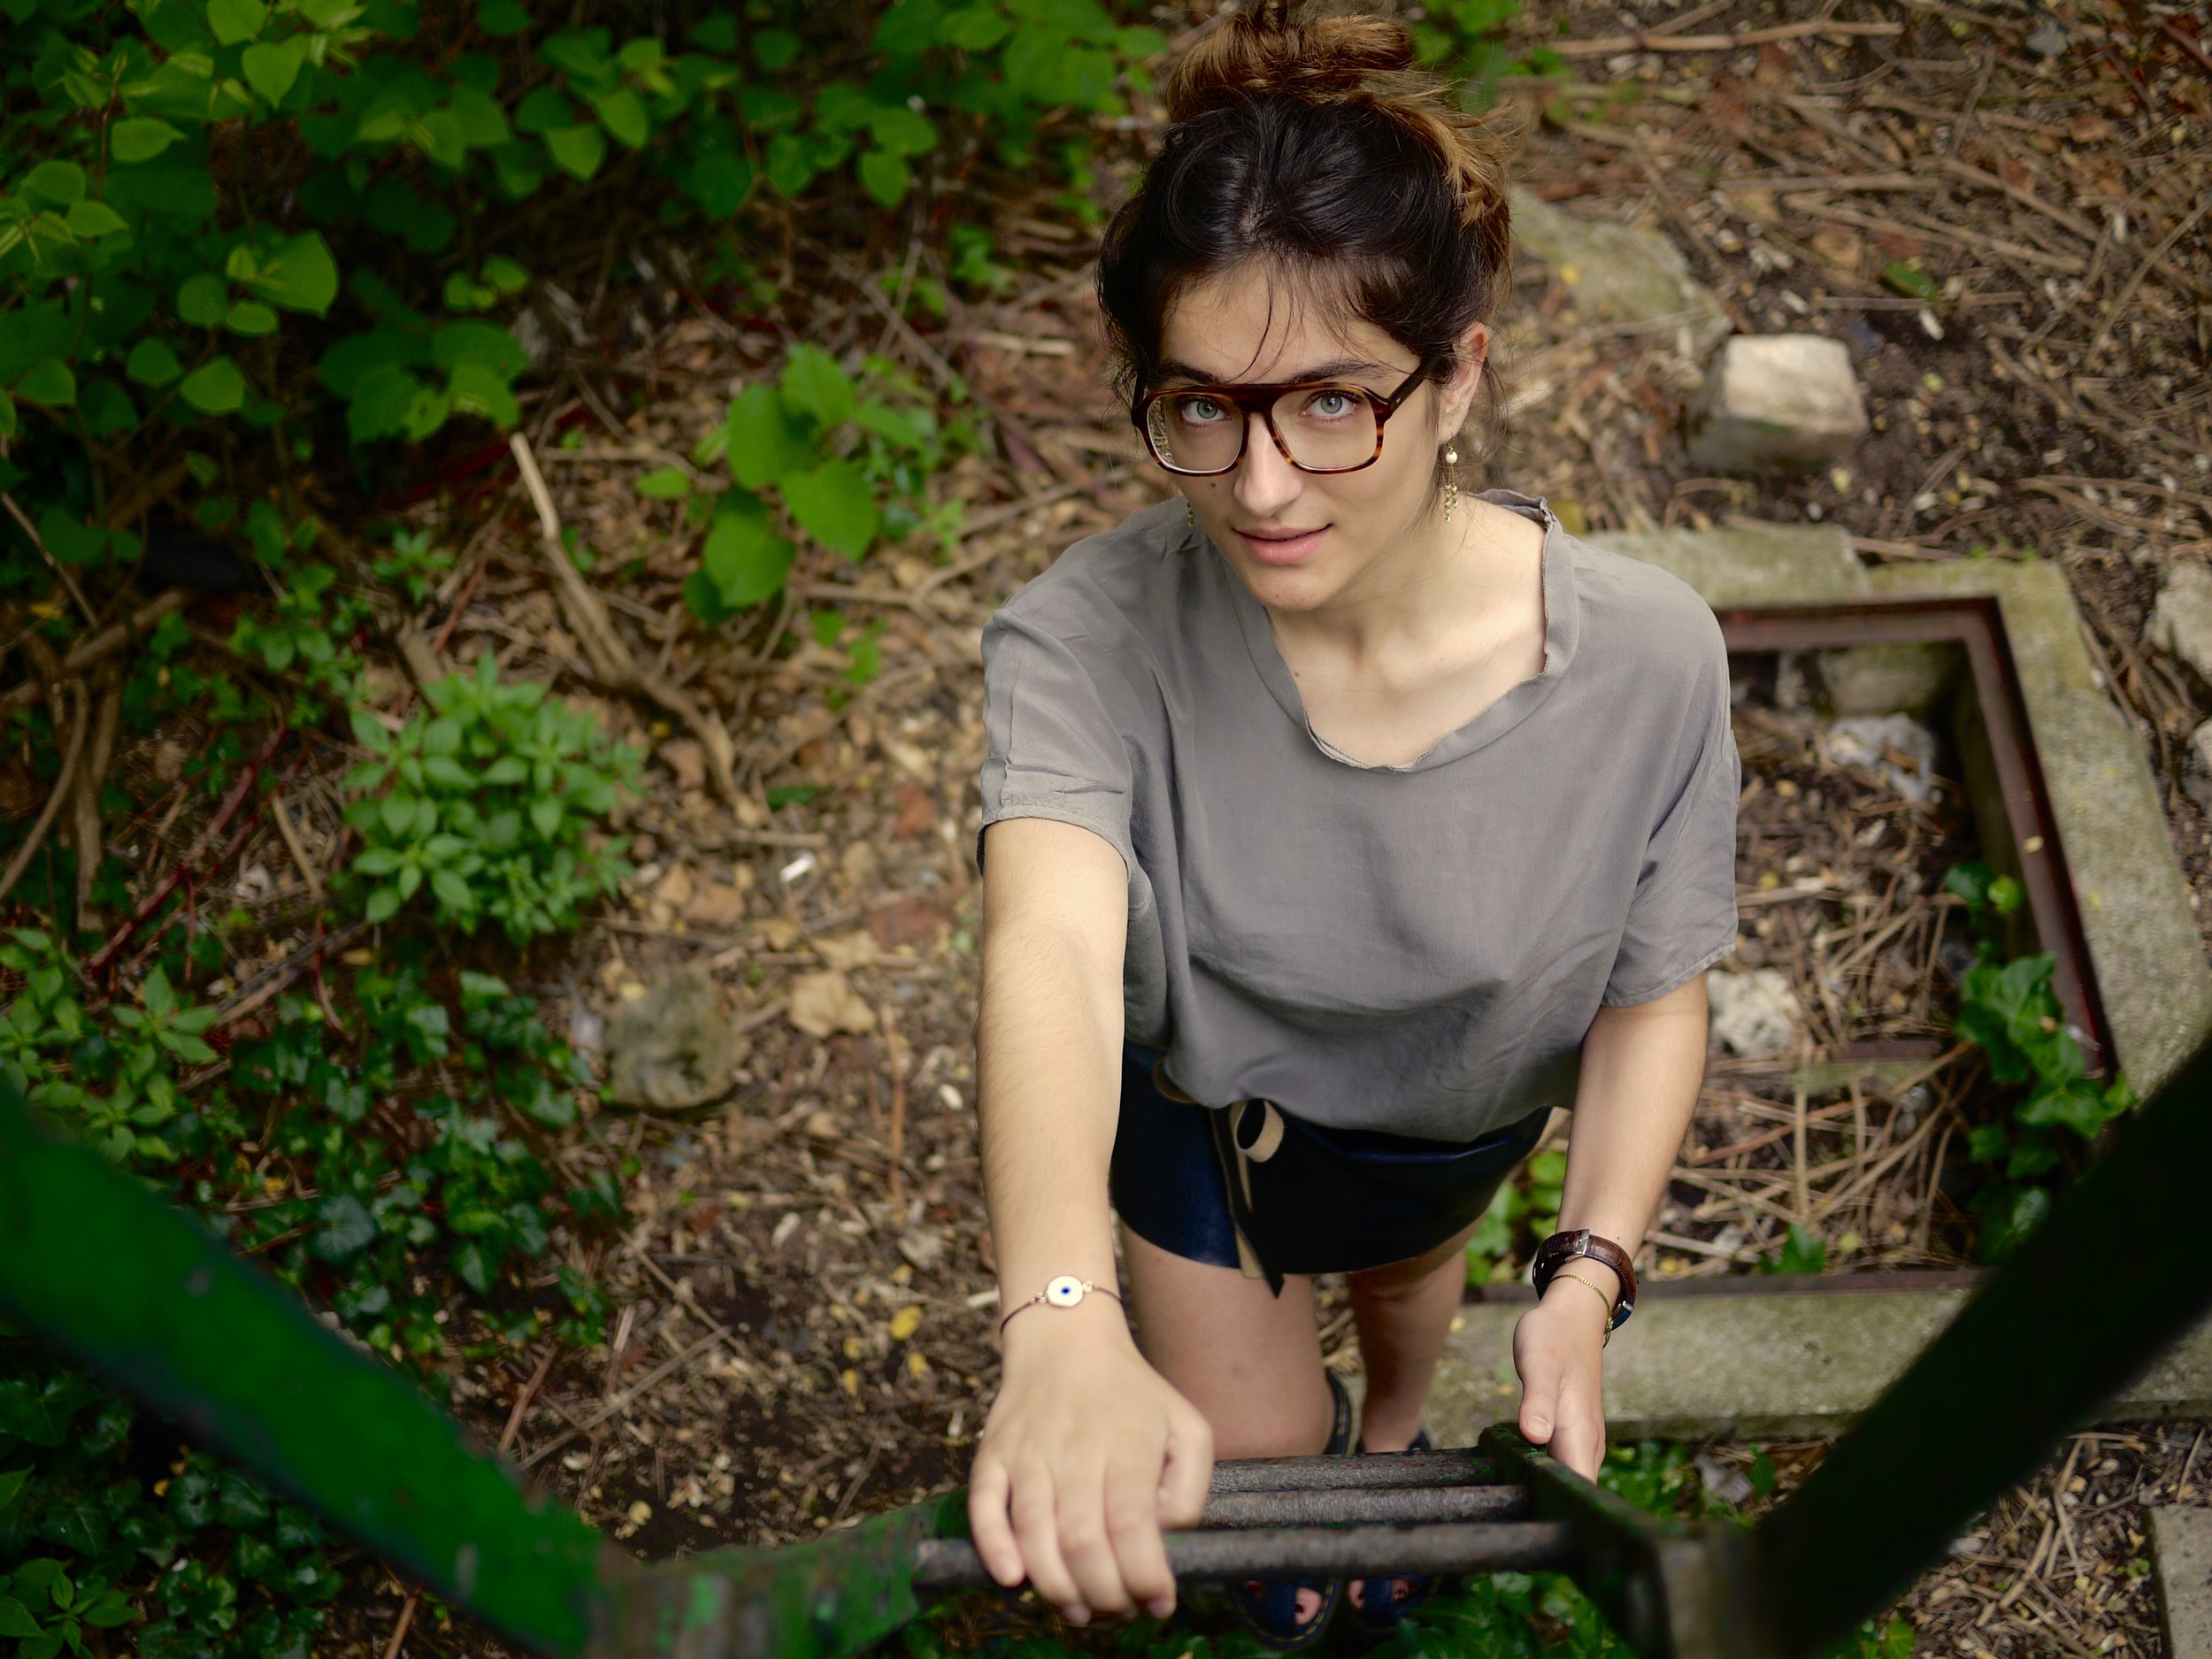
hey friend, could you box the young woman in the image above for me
[964,3,1739,1647]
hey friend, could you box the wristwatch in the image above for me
[997,1275,1124,1337]
[1531,1230,1638,1333]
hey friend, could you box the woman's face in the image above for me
[1154,266,1485,616]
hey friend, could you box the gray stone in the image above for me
[2151,1506,2212,1659]
[1686,334,1870,473]
[1508,188,1731,357]
[1869,557,2212,1101]
[1427,1291,2212,1445]
[605,964,749,1110]
[1586,522,1866,609]
[2149,562,2212,687]
[2188,720,2212,815]
[1705,966,1802,1057]
[1823,712,1939,803]
[1811,640,1962,720]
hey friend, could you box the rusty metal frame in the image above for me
[1715,593,2115,1078]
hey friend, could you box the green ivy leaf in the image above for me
[110,117,185,162]
[242,36,307,104]
[634,466,691,500]
[721,383,817,489]
[543,124,606,180]
[178,357,246,413]
[21,161,87,206]
[700,495,794,607]
[207,0,268,43]
[783,458,878,557]
[0,1593,37,1639]
[446,361,519,426]
[346,365,426,442]
[12,359,76,408]
[64,200,129,239]
[312,1194,376,1260]
[177,273,228,326]
[857,148,910,209]
[226,299,280,336]
[589,86,649,150]
[247,231,338,315]
[479,0,532,34]
[780,343,856,430]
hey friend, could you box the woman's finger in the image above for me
[1104,1448,1177,1619]
[967,1454,1024,1588]
[1516,1340,1564,1443]
[1053,1455,1135,1619]
[1156,1400,1214,1532]
[1009,1464,1088,1623]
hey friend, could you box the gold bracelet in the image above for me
[1553,1271,1615,1345]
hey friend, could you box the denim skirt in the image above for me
[1107,1042,1551,1295]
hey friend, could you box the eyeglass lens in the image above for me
[1145,387,1377,473]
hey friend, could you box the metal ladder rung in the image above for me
[912,1520,1577,1589]
[1201,1484,1529,1527]
[1206,1449,1504,1493]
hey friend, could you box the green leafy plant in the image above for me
[341,655,639,943]
[1762,1223,1829,1276]
[1943,860,2137,1261]
[1466,1146,1566,1286]
[668,347,976,621]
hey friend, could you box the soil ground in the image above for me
[245,0,2210,1651]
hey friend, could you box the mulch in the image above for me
[147,0,2207,1652]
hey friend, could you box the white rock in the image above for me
[1705,966,1804,1058]
[1686,334,1870,473]
[1823,712,1940,803]
[2148,562,2212,686]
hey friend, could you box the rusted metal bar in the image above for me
[910,1520,1577,1590]
[1200,1484,1527,1527]
[1206,1447,1503,1492]
[1716,594,2114,1077]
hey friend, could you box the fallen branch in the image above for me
[0,678,88,910]
[1549,19,1901,55]
[506,433,743,808]
[0,589,188,715]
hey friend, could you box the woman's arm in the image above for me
[966,817,1214,1624]
[1513,972,1711,1479]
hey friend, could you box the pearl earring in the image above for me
[1441,445,1460,524]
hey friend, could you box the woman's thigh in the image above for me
[1122,1227,1338,1462]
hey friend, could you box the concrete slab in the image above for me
[1427,1291,2212,1445]
[1588,523,1866,608]
[2150,1505,2212,1659]
[1866,558,2212,1101]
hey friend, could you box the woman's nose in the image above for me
[1234,411,1302,513]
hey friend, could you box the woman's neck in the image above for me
[1266,495,1536,669]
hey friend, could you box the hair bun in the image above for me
[1164,0,1417,122]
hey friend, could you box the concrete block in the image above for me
[1509,189,1732,357]
[1586,522,1866,609]
[2151,1505,2212,1659]
[2150,562,2212,687]
[2187,720,2212,815]
[1870,558,2212,1101]
[1686,334,1870,473]
[1428,1292,2212,1445]
[1810,640,1962,719]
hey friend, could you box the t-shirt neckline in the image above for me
[1211,488,1581,773]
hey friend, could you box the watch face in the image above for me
[1044,1275,1086,1306]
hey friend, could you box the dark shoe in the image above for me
[1343,1425,1444,1637]
[1225,1371,1355,1652]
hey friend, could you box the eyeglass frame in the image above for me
[1129,358,1440,477]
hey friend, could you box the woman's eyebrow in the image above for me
[1155,356,1386,386]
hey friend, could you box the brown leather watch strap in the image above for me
[1532,1229,1639,1330]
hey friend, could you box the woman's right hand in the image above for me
[967,1299,1215,1626]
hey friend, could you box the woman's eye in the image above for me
[1179,396,1225,422]
[1309,391,1353,418]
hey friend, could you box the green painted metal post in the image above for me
[0,1073,618,1656]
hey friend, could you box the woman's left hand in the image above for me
[1510,1283,1610,1481]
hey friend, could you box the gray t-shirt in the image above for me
[978,488,1740,1141]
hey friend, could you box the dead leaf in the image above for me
[655,864,695,910]
[815,930,879,971]
[883,738,933,780]
[758,916,803,950]
[840,841,880,889]
[868,896,946,953]
[787,970,878,1038]
[891,783,936,840]
[684,881,748,928]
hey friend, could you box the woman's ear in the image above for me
[1442,320,1491,435]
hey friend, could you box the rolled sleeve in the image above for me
[1601,641,1741,1007]
[976,607,1138,881]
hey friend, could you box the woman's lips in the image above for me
[1235,526,1327,565]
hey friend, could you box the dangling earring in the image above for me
[1441,446,1460,524]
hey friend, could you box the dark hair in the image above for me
[1095,0,1517,471]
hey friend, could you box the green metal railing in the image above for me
[4,1018,2210,1658]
